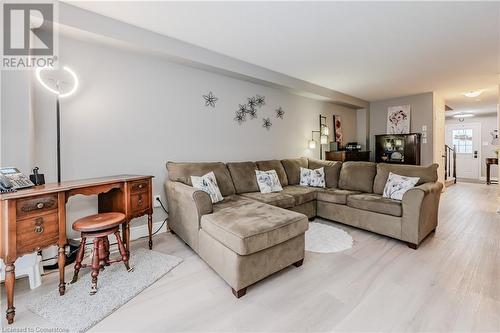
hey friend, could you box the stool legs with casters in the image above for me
[70,212,133,295]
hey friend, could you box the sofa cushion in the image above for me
[347,193,402,217]
[227,162,259,194]
[255,170,283,193]
[167,161,236,196]
[240,192,295,209]
[256,160,289,186]
[308,159,342,188]
[281,186,317,205]
[382,172,420,200]
[338,161,377,193]
[299,167,325,188]
[213,195,254,213]
[201,200,308,255]
[281,157,308,185]
[373,163,439,194]
[191,171,224,203]
[316,188,361,205]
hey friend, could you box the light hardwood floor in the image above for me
[2,182,500,332]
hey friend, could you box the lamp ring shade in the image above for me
[35,66,79,98]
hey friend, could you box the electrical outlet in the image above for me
[153,195,162,208]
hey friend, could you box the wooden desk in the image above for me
[325,150,370,162]
[486,158,498,185]
[0,175,153,324]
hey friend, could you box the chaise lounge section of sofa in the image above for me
[165,158,443,297]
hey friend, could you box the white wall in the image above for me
[1,70,35,173]
[433,93,446,183]
[446,114,498,178]
[28,35,357,234]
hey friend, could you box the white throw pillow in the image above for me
[382,172,420,201]
[255,170,283,193]
[191,171,224,203]
[299,167,326,188]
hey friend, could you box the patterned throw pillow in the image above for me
[191,171,224,203]
[299,167,326,188]
[382,172,420,200]
[255,170,283,193]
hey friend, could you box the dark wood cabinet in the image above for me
[325,150,370,162]
[375,133,421,165]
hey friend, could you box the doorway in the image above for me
[445,123,481,180]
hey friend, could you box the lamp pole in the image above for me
[35,66,79,185]
[56,94,61,183]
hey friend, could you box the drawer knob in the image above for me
[138,184,143,189]
[34,225,44,234]
[36,202,44,209]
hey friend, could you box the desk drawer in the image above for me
[17,194,58,219]
[130,180,149,193]
[130,191,151,215]
[17,213,59,254]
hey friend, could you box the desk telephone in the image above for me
[0,167,35,193]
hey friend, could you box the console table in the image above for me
[325,150,370,162]
[486,158,498,185]
[0,175,153,324]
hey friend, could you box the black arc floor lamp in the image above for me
[35,66,79,183]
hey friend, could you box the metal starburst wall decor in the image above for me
[262,118,272,130]
[202,91,218,108]
[275,107,285,119]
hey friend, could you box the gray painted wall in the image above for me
[23,35,357,235]
[356,108,369,150]
[369,92,434,165]
[446,114,498,178]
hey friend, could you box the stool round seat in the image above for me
[73,212,126,232]
[70,211,131,295]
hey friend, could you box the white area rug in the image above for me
[28,248,182,333]
[305,221,354,253]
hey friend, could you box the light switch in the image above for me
[422,125,427,131]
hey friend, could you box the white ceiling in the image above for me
[68,1,499,112]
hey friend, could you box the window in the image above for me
[452,129,473,154]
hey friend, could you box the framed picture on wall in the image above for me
[333,115,343,145]
[387,105,411,134]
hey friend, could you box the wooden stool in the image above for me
[70,212,133,295]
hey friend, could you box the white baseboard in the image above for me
[75,220,167,252]
[129,220,167,241]
[479,176,498,182]
[39,221,168,267]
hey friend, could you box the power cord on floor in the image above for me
[42,198,170,263]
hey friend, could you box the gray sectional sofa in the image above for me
[165,158,443,298]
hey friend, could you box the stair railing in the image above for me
[444,145,457,183]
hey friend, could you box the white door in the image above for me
[445,123,481,179]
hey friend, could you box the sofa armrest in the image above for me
[165,180,213,251]
[401,182,443,247]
